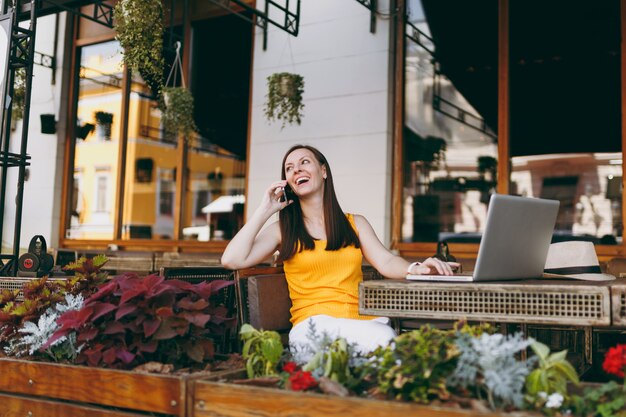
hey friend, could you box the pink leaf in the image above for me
[143,318,161,338]
[115,304,138,321]
[91,302,117,321]
[102,321,126,335]
[103,347,117,365]
[116,349,136,364]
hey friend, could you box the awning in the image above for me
[202,194,245,214]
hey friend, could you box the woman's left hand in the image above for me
[412,257,460,276]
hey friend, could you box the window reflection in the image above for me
[402,0,498,243]
[122,70,176,240]
[66,41,122,240]
[511,154,622,244]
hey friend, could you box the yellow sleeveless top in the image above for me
[283,214,377,325]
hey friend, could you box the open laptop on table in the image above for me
[407,194,560,282]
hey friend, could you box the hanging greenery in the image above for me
[264,72,304,128]
[94,111,113,125]
[162,86,198,138]
[113,0,165,97]
[12,68,26,121]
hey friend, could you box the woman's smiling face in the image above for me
[284,148,327,197]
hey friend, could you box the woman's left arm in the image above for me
[353,214,457,279]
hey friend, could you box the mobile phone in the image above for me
[280,185,295,202]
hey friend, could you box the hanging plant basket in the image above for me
[113,0,165,97]
[264,72,305,128]
[162,86,198,138]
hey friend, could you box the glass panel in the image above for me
[121,70,177,240]
[67,41,123,240]
[402,0,498,243]
[510,0,621,245]
[183,147,246,241]
[181,15,251,242]
[511,154,622,244]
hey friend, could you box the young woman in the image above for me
[221,145,457,360]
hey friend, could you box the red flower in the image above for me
[288,370,318,391]
[602,344,626,378]
[282,361,298,374]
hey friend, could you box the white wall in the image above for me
[2,13,67,253]
[247,0,394,244]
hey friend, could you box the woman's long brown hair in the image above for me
[277,145,360,262]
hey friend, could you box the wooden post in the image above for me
[497,0,510,195]
[113,67,131,240]
[391,0,406,248]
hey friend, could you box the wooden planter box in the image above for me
[0,392,149,417]
[191,370,535,417]
[0,358,205,417]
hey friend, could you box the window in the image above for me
[95,175,108,212]
[402,0,498,243]
[64,6,253,248]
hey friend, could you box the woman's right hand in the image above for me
[259,180,293,215]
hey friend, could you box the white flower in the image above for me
[545,393,564,409]
[538,391,548,400]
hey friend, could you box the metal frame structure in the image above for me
[355,0,377,33]
[0,0,38,275]
[205,0,300,50]
[0,0,109,275]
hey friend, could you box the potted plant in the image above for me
[162,86,198,138]
[191,322,603,417]
[0,257,239,417]
[113,0,165,97]
[94,111,114,140]
[264,72,305,128]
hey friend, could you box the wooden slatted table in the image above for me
[359,278,626,327]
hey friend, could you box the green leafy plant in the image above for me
[0,256,108,351]
[264,72,305,128]
[569,381,626,417]
[240,323,284,378]
[46,273,234,369]
[568,344,626,416]
[113,0,164,97]
[525,341,579,401]
[448,332,534,410]
[63,255,110,297]
[0,277,69,343]
[363,325,459,404]
[162,86,198,138]
[4,293,85,361]
[303,337,352,384]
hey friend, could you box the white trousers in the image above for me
[288,314,397,364]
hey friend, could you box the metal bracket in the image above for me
[355,0,376,33]
[34,51,54,68]
[205,0,300,50]
[40,0,114,28]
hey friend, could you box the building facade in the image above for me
[2,0,625,263]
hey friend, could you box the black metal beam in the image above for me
[355,0,376,33]
[205,0,300,50]
[39,0,113,28]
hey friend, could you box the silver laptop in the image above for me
[407,194,560,282]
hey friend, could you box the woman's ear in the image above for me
[322,165,327,180]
